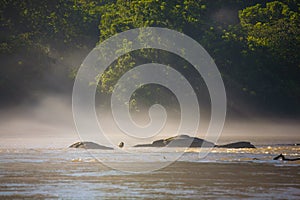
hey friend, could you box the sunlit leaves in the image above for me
[239,1,299,62]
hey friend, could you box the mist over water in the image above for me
[0,95,77,148]
[0,92,299,148]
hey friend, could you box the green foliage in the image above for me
[0,0,299,114]
[222,0,300,113]
[0,0,98,103]
[0,0,102,54]
[97,0,207,97]
[239,1,299,63]
[98,0,206,42]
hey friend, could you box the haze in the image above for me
[0,93,299,148]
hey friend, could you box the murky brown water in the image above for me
[0,148,299,199]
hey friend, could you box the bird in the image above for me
[118,142,124,148]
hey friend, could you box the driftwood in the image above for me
[273,153,300,161]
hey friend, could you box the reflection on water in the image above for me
[0,145,299,199]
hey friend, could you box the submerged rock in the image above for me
[216,141,256,148]
[69,142,113,150]
[134,134,215,148]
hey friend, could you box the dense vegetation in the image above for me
[1,0,299,116]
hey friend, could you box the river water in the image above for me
[1,145,299,199]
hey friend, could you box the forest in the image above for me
[1,0,299,116]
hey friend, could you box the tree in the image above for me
[239,1,299,64]
[96,0,207,100]
[0,0,99,104]
[223,0,300,113]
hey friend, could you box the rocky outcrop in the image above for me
[69,142,113,150]
[134,135,215,148]
[134,135,256,148]
[215,141,256,148]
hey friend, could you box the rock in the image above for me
[69,142,113,150]
[152,139,166,147]
[133,144,155,147]
[216,141,256,148]
[134,134,215,148]
[134,135,256,149]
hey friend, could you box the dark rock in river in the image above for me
[69,142,113,150]
[134,135,215,148]
[215,141,256,148]
[134,135,256,148]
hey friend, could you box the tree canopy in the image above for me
[1,0,299,115]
